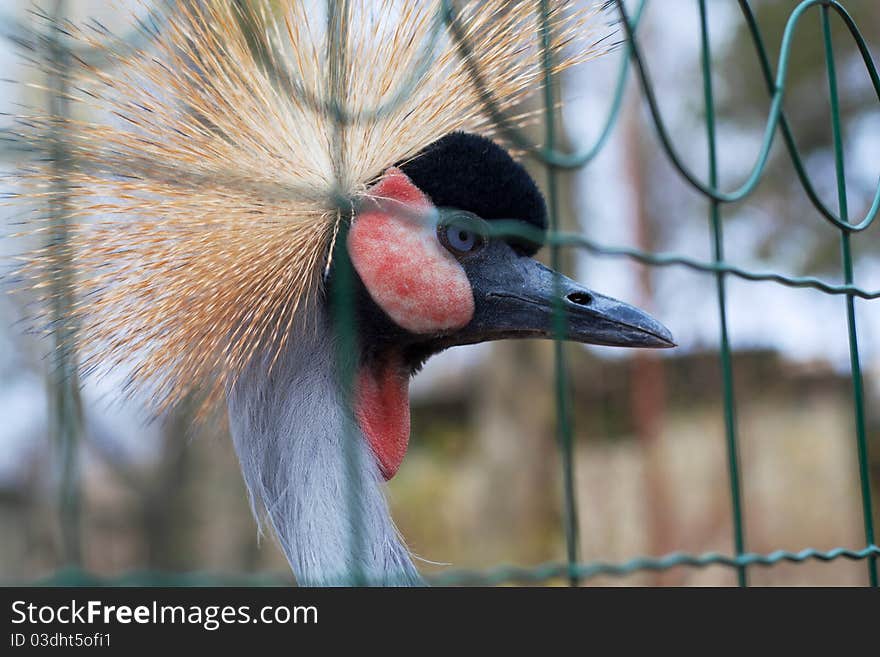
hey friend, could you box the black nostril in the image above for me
[566,291,592,306]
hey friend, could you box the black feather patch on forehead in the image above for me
[397,132,546,255]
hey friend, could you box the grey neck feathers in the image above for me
[226,300,423,586]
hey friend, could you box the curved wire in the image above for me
[232,0,448,124]
[736,0,879,232]
[443,0,880,232]
[619,0,880,222]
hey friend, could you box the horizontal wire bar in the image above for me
[430,545,880,586]
[20,544,880,587]
[561,234,880,299]
[481,221,880,299]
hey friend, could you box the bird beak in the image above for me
[453,240,675,349]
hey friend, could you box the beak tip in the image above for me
[657,328,676,349]
[654,328,676,349]
[625,317,675,349]
[644,335,676,349]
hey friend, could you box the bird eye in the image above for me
[447,226,478,251]
[437,210,487,257]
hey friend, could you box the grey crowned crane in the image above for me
[15,1,672,585]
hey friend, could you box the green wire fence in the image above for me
[7,0,880,586]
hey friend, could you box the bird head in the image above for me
[339,133,673,479]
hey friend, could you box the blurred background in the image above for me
[1,0,879,586]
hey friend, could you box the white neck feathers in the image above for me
[226,301,422,586]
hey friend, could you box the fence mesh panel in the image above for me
[5,0,879,586]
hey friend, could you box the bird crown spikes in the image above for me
[10,0,610,414]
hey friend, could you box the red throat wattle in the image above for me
[354,355,410,480]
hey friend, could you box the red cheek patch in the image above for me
[348,169,475,334]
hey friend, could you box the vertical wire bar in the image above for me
[698,0,747,587]
[326,0,365,586]
[820,7,877,587]
[539,0,580,586]
[46,0,82,568]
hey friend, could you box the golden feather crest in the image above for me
[10,0,609,413]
